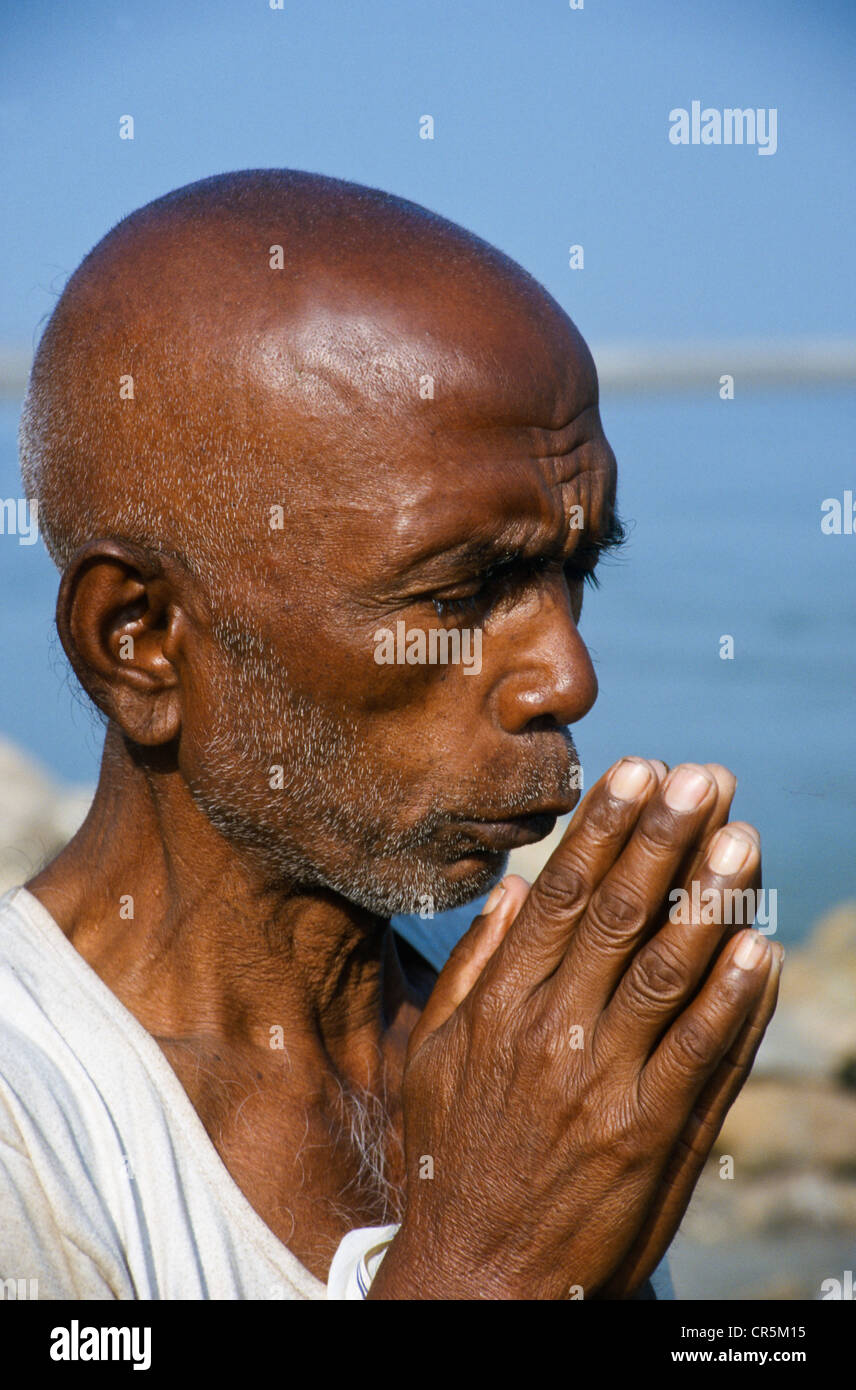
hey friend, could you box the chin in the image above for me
[427,853,508,912]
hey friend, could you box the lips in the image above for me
[447,745,582,853]
[453,811,560,851]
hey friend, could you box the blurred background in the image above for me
[1,0,854,1298]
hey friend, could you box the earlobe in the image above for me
[57,539,185,746]
[110,682,182,745]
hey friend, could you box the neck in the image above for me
[29,722,415,1090]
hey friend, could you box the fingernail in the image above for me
[728,820,760,847]
[664,766,711,812]
[733,931,769,971]
[609,759,652,801]
[483,881,506,914]
[708,829,752,875]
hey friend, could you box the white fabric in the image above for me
[0,885,673,1302]
[0,887,324,1300]
[326,1224,399,1299]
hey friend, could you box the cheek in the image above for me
[294,618,488,717]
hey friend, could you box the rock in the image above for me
[714,1078,856,1174]
[670,1224,856,1301]
[683,1162,856,1241]
[0,739,93,895]
[752,901,856,1081]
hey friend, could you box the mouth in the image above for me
[452,809,563,851]
[444,743,582,855]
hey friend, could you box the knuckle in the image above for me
[717,963,757,1012]
[525,1007,587,1067]
[671,1012,721,1071]
[606,1086,639,1138]
[586,882,647,945]
[627,941,688,1006]
[633,807,685,854]
[529,862,588,925]
[603,1093,656,1167]
[524,1008,558,1059]
[445,935,478,973]
[405,1034,456,1108]
[579,788,640,842]
[467,977,514,1032]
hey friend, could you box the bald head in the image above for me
[20,168,587,595]
[20,170,617,916]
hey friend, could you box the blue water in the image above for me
[1,389,854,951]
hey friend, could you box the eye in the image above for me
[427,550,602,622]
[564,553,602,591]
[432,591,485,619]
[429,560,518,620]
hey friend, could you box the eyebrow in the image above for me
[394,505,628,586]
[587,509,627,554]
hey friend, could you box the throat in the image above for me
[325,1071,406,1228]
[154,1031,407,1282]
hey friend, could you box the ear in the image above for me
[57,539,192,746]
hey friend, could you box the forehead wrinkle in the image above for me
[544,439,615,493]
[440,399,599,459]
[524,403,602,460]
[360,449,610,586]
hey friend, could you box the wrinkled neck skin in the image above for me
[28,721,422,1094]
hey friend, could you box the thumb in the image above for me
[407,875,530,1061]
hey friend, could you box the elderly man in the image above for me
[0,170,780,1301]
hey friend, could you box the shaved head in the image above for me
[18,172,773,1293]
[21,170,617,917]
[21,168,576,594]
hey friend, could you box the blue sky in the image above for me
[0,1,854,938]
[1,0,854,348]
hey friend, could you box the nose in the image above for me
[490,579,598,735]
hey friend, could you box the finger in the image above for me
[641,927,775,1122]
[553,763,722,1004]
[406,876,529,1060]
[480,758,660,997]
[599,823,762,1056]
[649,761,733,850]
[627,937,781,1229]
[601,945,783,1298]
[678,816,762,969]
[679,765,741,885]
[681,939,783,1147]
[699,764,737,840]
